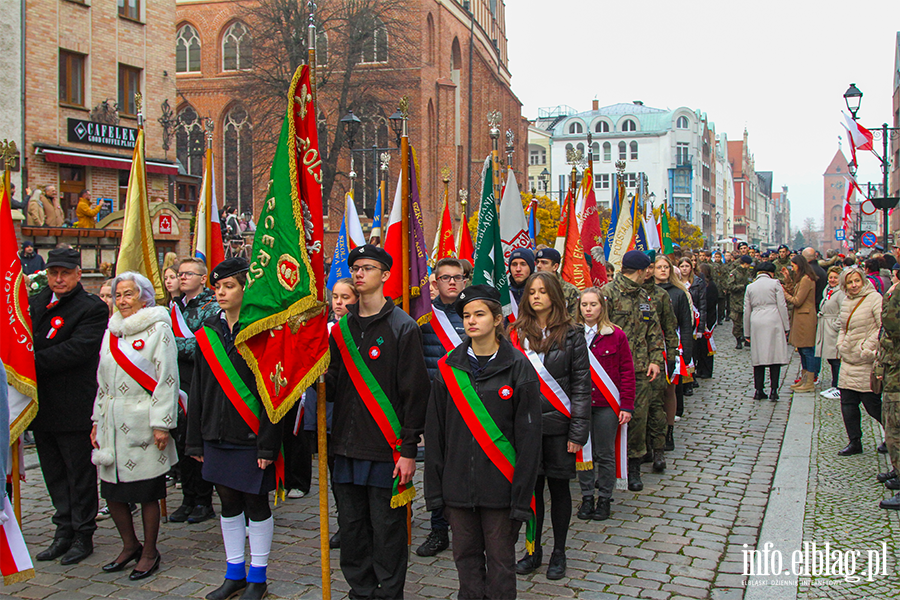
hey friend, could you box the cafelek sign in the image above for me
[67,118,138,149]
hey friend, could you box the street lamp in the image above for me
[843,83,863,120]
[340,110,361,149]
[540,167,550,194]
[389,110,404,148]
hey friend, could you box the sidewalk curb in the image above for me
[744,386,815,600]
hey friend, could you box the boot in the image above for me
[838,440,863,456]
[641,452,653,464]
[877,442,888,454]
[885,478,900,490]
[592,497,611,521]
[735,339,743,349]
[546,550,567,580]
[753,389,768,400]
[877,468,897,483]
[206,579,247,600]
[770,387,779,401]
[652,449,666,473]
[576,496,594,521]
[239,582,267,600]
[790,370,808,390]
[415,528,449,557]
[515,548,542,575]
[627,458,643,491]
[665,426,675,451]
[880,493,900,510]
[793,372,815,393]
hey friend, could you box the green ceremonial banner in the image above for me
[472,157,511,309]
[660,207,674,255]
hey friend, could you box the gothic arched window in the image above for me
[176,24,201,73]
[176,105,205,177]
[224,105,253,214]
[222,21,251,71]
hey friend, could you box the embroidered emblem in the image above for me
[132,339,145,351]
[165,375,176,387]
[499,386,513,399]
[369,346,380,360]
[119,382,130,394]
[158,455,168,464]
[140,441,149,451]
[47,316,65,339]
[162,415,173,426]
[148,325,157,335]
[120,423,131,434]
[276,254,301,291]
[125,460,136,471]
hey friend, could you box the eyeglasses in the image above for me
[349,265,383,274]
[178,272,201,278]
[437,275,465,283]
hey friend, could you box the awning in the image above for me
[35,145,178,176]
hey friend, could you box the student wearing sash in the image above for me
[417,257,470,558]
[575,288,634,522]
[186,258,283,600]
[425,284,541,599]
[91,272,179,580]
[510,272,590,580]
[171,257,220,525]
[507,248,535,313]
[326,245,430,599]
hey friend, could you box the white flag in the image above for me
[498,170,530,264]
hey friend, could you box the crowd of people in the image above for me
[17,235,900,600]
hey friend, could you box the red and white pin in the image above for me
[132,339,145,351]
[47,316,65,340]
[499,386,513,399]
[369,346,381,360]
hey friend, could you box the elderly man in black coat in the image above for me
[29,248,109,565]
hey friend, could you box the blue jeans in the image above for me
[798,347,820,376]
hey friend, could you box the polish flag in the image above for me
[843,112,874,152]
[0,495,34,584]
[192,148,225,275]
[382,173,404,300]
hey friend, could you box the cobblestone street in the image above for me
[3,327,898,600]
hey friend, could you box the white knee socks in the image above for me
[247,516,274,584]
[220,513,246,566]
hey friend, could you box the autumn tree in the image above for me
[467,193,561,248]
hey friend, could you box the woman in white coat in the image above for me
[744,262,791,400]
[91,272,178,580]
[815,266,846,399]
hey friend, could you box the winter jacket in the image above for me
[75,197,102,228]
[29,284,109,432]
[837,280,883,392]
[92,307,178,483]
[705,280,719,330]
[815,285,845,361]
[810,261,828,309]
[186,314,283,459]
[19,251,45,275]
[601,274,665,372]
[743,274,791,367]
[174,288,220,393]
[424,337,542,521]
[326,299,429,462]
[644,281,680,370]
[586,325,635,412]
[687,275,707,333]
[659,282,693,366]
[784,275,817,348]
[421,297,466,380]
[878,285,900,393]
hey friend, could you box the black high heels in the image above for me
[102,545,143,573]
[129,552,161,580]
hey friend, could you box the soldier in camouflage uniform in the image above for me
[601,251,664,492]
[878,277,900,509]
[535,248,580,319]
[772,244,792,284]
[725,255,754,349]
[643,266,679,471]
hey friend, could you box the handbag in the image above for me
[871,372,884,395]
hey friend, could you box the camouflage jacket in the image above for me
[644,281,679,369]
[772,258,791,283]
[556,273,581,320]
[601,274,664,372]
[725,265,753,295]
[879,284,900,392]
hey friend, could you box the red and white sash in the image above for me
[508,294,519,322]
[170,303,195,339]
[587,351,628,488]
[703,324,717,354]
[0,495,34,584]
[293,391,306,436]
[431,308,463,353]
[109,334,188,413]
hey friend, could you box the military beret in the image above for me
[211,257,250,284]
[455,284,501,317]
[535,248,561,264]
[740,255,753,264]
[348,244,392,270]
[777,244,789,252]
[45,247,81,269]
[622,250,651,271]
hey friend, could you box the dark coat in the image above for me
[175,288,220,392]
[29,284,108,432]
[326,300,429,462]
[424,337,541,521]
[186,315,283,459]
[659,282,694,366]
[420,297,466,380]
[688,275,707,333]
[19,251,45,276]
[810,261,827,309]
[705,280,719,330]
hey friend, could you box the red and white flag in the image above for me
[843,112,874,152]
[0,495,34,584]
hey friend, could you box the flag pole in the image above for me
[399,97,410,314]
[488,111,501,205]
[308,3,331,599]
[11,440,20,525]
[379,153,389,246]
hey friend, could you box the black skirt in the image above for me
[101,475,167,504]
[538,434,576,479]
[202,442,276,495]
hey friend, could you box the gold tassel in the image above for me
[4,568,35,586]
[525,540,535,554]
[576,461,593,472]
[390,485,417,509]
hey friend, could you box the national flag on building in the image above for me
[327,192,365,290]
[472,156,511,310]
[235,65,329,424]
[192,146,225,278]
[843,111,874,152]
[499,169,530,264]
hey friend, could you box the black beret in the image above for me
[756,261,776,273]
[45,247,81,269]
[211,257,250,284]
[777,244,790,252]
[737,241,749,248]
[740,255,753,264]
[535,248,561,264]
[348,244,392,270]
[455,284,502,317]
[622,250,651,270]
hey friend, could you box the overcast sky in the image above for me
[505,0,898,233]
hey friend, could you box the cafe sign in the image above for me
[67,118,137,149]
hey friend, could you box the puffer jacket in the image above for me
[837,280,882,392]
[659,281,693,366]
[425,337,541,521]
[815,285,845,360]
[420,297,466,380]
[512,325,591,444]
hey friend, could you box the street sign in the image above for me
[861,231,877,248]
[835,229,845,241]
[861,199,877,215]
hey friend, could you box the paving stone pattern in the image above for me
[3,330,791,599]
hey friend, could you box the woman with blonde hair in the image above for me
[815,266,846,399]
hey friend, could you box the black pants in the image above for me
[446,507,521,600]
[696,338,713,378]
[719,294,729,322]
[283,405,311,493]
[753,365,782,391]
[34,430,98,540]
[840,388,883,443]
[828,359,841,388]
[675,382,684,418]
[174,413,213,507]
[334,483,408,599]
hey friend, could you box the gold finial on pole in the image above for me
[488,111,502,204]
[135,92,143,127]
[204,117,214,148]
[459,189,469,216]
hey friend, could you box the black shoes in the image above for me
[129,553,161,580]
[684,385,693,397]
[206,578,247,600]
[593,497,611,521]
[735,339,743,349]
[880,493,900,510]
[577,496,594,520]
[102,545,143,573]
[770,388,779,401]
[753,389,768,400]
[627,459,643,492]
[329,529,340,549]
[885,478,900,490]
[877,468,897,483]
[60,537,93,565]
[415,528,449,557]
[515,549,542,575]
[665,425,675,451]
[838,441,863,456]
[652,450,666,473]
[36,538,72,561]
[240,582,267,599]
[169,504,193,523]
[546,550,566,580]
[878,442,888,454]
[187,505,216,524]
